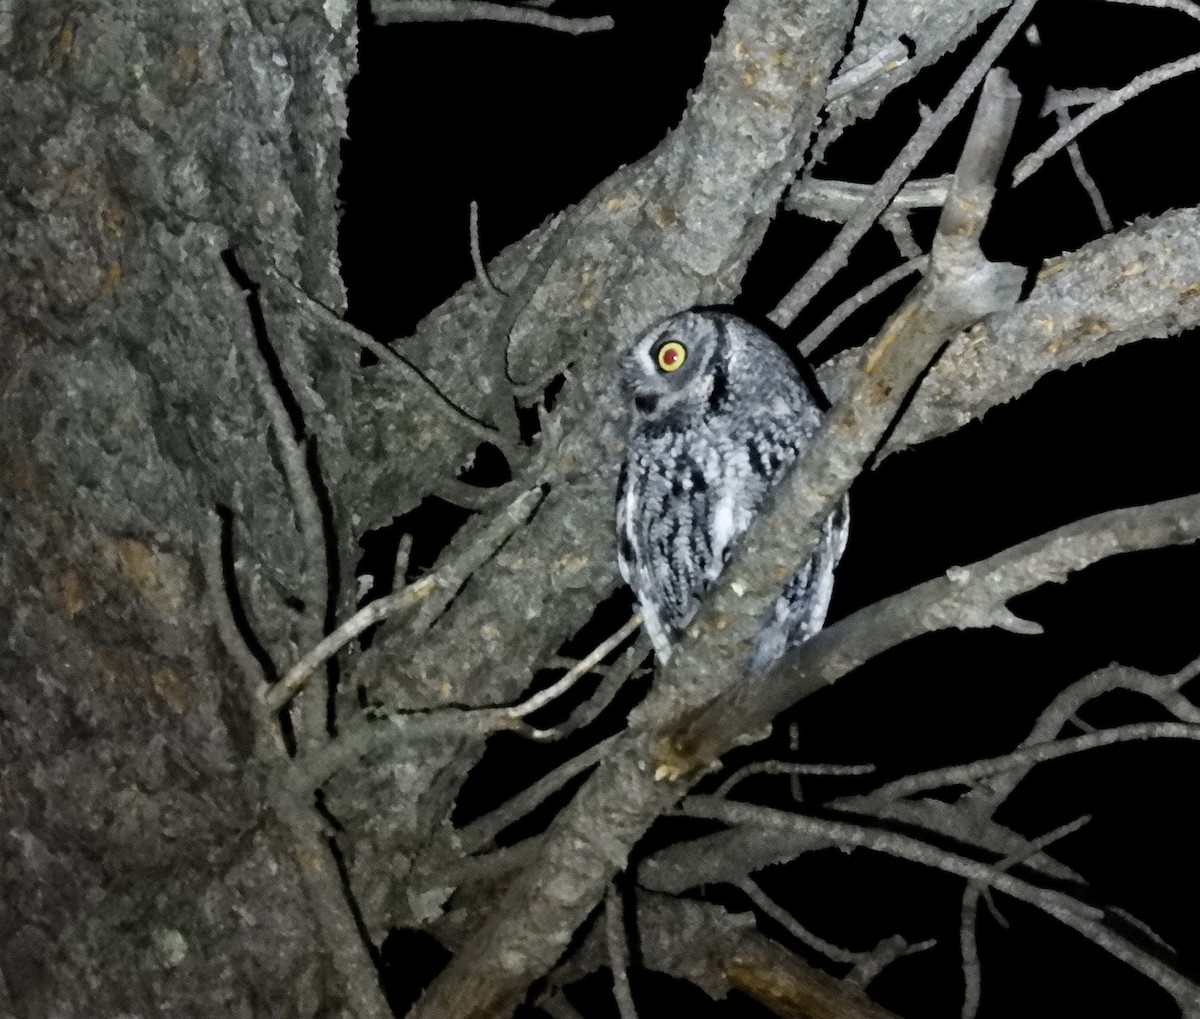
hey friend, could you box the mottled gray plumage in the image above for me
[615,309,848,671]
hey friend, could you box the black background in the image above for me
[340,5,1200,1017]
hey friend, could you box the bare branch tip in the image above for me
[994,608,1045,636]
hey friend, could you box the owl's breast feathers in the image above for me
[617,406,805,661]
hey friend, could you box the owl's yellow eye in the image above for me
[656,341,686,372]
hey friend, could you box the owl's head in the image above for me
[620,309,735,421]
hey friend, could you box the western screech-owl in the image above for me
[615,309,848,671]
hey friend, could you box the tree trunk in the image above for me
[0,2,369,1015]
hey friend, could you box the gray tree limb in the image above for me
[868,204,1200,458]
[373,0,614,34]
[681,798,1200,1013]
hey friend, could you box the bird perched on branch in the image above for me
[616,309,848,671]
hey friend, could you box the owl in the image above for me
[615,309,848,672]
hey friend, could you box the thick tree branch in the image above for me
[665,494,1200,770]
[868,204,1200,458]
[633,892,911,1019]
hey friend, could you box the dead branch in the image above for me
[681,798,1200,1012]
[372,0,614,33]
[604,885,639,1019]
[771,1,1036,325]
[267,486,542,711]
[866,722,1200,803]
[1014,50,1200,185]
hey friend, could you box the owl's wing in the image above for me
[748,494,849,672]
[615,459,678,662]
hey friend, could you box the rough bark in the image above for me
[0,1,364,1015]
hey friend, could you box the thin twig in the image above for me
[959,887,982,1019]
[788,721,803,803]
[787,175,952,222]
[1167,653,1200,691]
[998,815,1091,872]
[255,258,504,446]
[225,261,331,744]
[797,255,927,359]
[485,203,585,437]
[771,0,1036,325]
[393,532,413,582]
[1040,88,1114,230]
[455,734,619,854]
[470,200,504,296]
[373,0,614,33]
[964,657,1200,813]
[605,885,640,1019]
[263,577,438,712]
[1103,0,1200,19]
[1059,116,1114,231]
[534,636,652,741]
[716,759,874,798]
[201,513,270,698]
[958,815,1090,1019]
[201,511,282,758]
[1014,50,1200,185]
[274,486,542,709]
[508,614,642,718]
[684,798,1099,918]
[880,207,922,257]
[847,936,936,990]
[405,486,547,635]
[867,722,1200,803]
[681,798,1200,1010]
[738,877,866,965]
[227,302,328,625]
[432,475,524,513]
